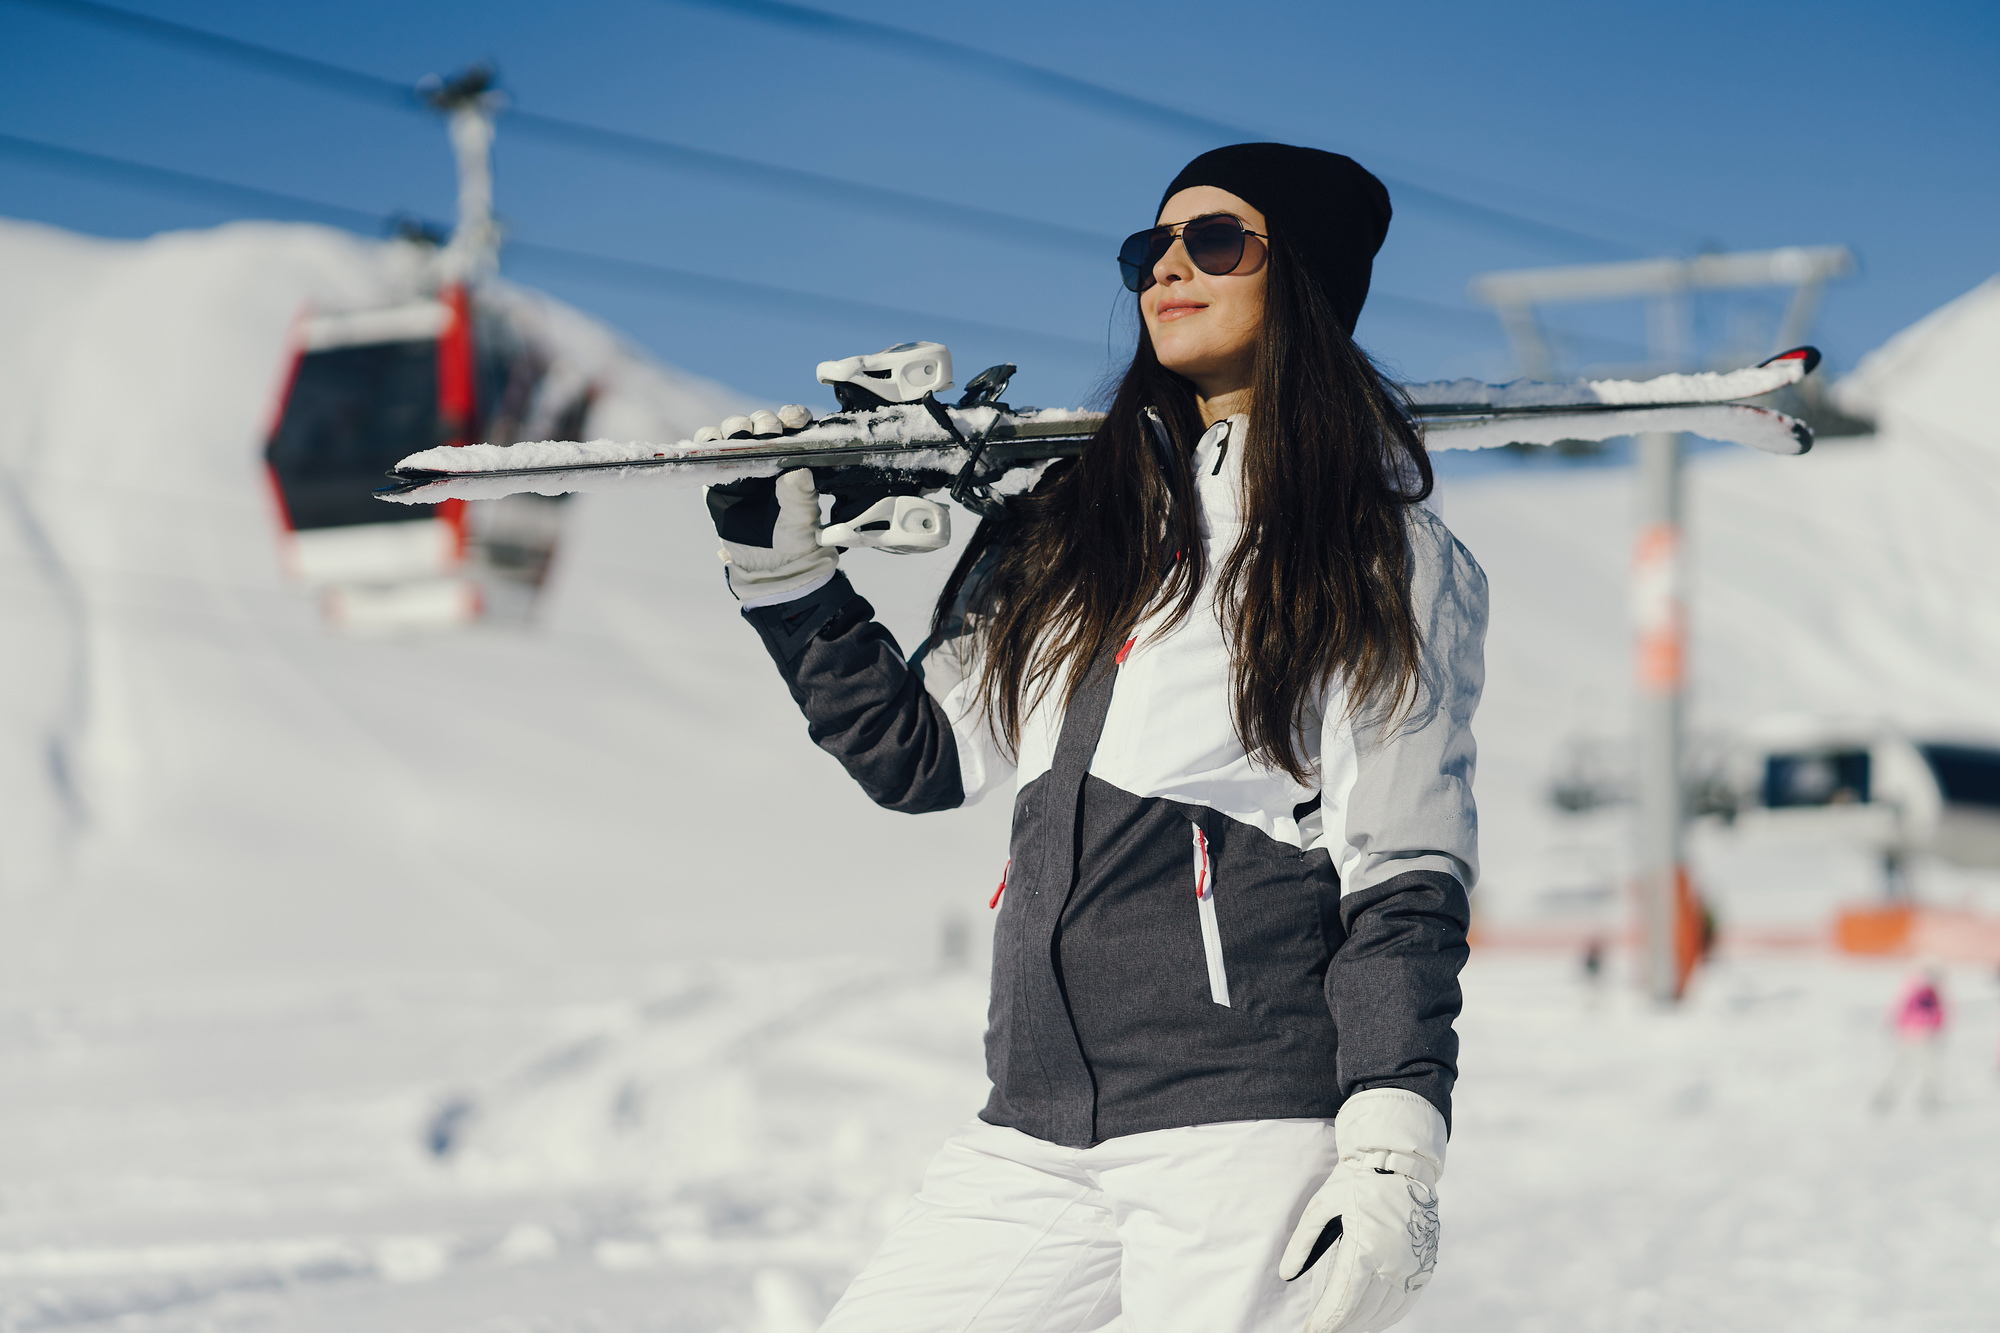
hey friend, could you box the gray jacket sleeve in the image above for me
[1329,869,1472,1131]
[741,571,973,814]
[1316,507,1488,1130]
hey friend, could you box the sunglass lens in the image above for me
[1118,227,1167,293]
[1183,217,1248,277]
[1118,217,1251,290]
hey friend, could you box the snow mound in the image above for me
[1833,273,2000,445]
[0,215,1011,996]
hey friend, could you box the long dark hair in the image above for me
[930,234,1433,784]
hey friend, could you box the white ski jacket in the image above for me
[743,414,1486,1148]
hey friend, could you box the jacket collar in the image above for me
[1191,414,1248,536]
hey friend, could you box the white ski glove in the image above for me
[1281,1089,1447,1333]
[704,469,836,607]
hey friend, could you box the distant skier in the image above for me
[705,144,1483,1332]
[1582,936,1604,979]
[1873,964,1947,1112]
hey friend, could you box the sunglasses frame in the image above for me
[1118,213,1270,293]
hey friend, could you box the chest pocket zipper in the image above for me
[1192,824,1230,1006]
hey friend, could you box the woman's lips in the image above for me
[1155,300,1206,321]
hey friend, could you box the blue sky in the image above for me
[1,0,1995,408]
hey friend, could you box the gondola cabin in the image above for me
[264,284,578,632]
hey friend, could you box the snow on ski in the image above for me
[378,346,1819,505]
[1403,346,1820,412]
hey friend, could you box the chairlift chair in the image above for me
[1722,720,2000,893]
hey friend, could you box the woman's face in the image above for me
[1141,186,1270,398]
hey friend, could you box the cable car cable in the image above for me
[0,130,1102,354]
[12,0,419,107]
[7,0,1130,256]
[2,128,1647,357]
[18,0,1654,259]
[660,0,1674,257]
[0,129,1653,361]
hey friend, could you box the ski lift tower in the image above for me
[1469,245,1855,1003]
[264,62,582,633]
[420,64,505,285]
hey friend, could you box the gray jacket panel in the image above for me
[980,647,1116,1149]
[1027,775,1350,1143]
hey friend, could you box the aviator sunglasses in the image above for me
[1118,213,1269,293]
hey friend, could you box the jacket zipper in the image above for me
[1192,825,1230,1006]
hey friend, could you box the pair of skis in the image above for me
[377,344,1820,511]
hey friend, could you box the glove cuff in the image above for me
[1334,1087,1448,1187]
[735,565,838,609]
[722,545,838,604]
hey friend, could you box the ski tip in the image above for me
[374,470,448,498]
[1792,420,1815,454]
[1761,346,1822,376]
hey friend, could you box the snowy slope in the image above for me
[1445,273,2000,934]
[1450,442,2000,921]
[0,216,1009,999]
[1834,274,2000,444]
[3,954,1995,1333]
[3,213,1997,998]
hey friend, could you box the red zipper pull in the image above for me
[1114,636,1137,665]
[989,859,1010,909]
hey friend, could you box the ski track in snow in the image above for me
[2,954,1996,1332]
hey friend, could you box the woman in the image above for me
[707,144,1485,1333]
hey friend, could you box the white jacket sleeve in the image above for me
[1309,507,1486,896]
[913,613,1015,809]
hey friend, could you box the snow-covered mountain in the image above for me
[0,216,1011,999]
[2,213,1997,1000]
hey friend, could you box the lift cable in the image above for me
[23,0,1645,260]
[663,0,1665,257]
[10,0,1129,257]
[0,130,1104,353]
[12,119,1626,355]
[0,128,1649,357]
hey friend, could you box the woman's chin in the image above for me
[1157,352,1219,383]
[1150,338,1204,374]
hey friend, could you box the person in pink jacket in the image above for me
[1873,964,1946,1112]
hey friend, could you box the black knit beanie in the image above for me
[1159,143,1392,334]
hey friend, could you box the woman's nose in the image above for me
[1152,237,1193,286]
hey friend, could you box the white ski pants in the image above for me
[819,1116,1339,1333]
